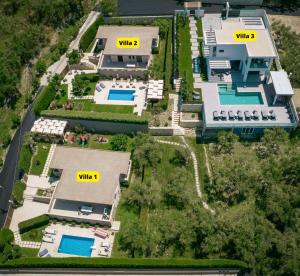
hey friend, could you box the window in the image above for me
[213,47,217,57]
[241,128,254,135]
[219,49,224,53]
[136,56,142,62]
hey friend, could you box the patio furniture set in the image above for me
[112,78,137,89]
[147,79,164,100]
[213,110,277,121]
[42,228,57,244]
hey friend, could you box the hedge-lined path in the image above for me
[13,230,41,249]
[156,138,214,214]
[41,144,56,177]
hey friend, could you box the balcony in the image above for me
[250,59,269,69]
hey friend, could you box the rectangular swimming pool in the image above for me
[108,89,135,101]
[218,84,263,105]
[58,235,94,257]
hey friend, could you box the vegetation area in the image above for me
[29,143,51,175]
[0,0,96,168]
[18,214,49,234]
[113,133,202,258]
[17,134,34,175]
[11,181,26,208]
[21,225,47,243]
[272,20,300,88]
[0,228,21,263]
[263,0,300,10]
[176,15,193,101]
[200,129,300,275]
[197,19,208,82]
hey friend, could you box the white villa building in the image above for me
[199,9,299,138]
[47,147,131,226]
[96,25,159,77]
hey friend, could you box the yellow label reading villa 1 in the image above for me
[234,30,257,42]
[76,171,100,183]
[116,37,140,48]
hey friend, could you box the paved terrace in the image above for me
[202,81,297,128]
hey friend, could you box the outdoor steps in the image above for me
[203,45,210,57]
[175,78,182,93]
[183,127,197,137]
[172,111,180,127]
[41,144,56,177]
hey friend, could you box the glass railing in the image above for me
[250,61,269,69]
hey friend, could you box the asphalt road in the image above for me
[118,0,300,16]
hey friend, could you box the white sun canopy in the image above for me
[270,71,294,96]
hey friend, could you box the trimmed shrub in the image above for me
[79,16,105,52]
[18,215,49,234]
[40,110,150,125]
[11,180,26,208]
[0,229,14,251]
[33,85,56,116]
[0,258,248,270]
[18,144,32,174]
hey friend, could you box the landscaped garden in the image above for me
[29,143,51,176]
[176,14,193,101]
[196,19,208,81]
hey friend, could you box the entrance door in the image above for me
[117,56,123,62]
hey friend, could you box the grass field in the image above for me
[30,143,51,176]
[21,225,47,242]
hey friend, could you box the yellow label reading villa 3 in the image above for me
[234,30,257,42]
[76,171,100,183]
[116,37,140,48]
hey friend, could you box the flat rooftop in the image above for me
[50,146,131,205]
[203,15,276,57]
[96,25,159,56]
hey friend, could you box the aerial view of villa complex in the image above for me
[0,0,299,275]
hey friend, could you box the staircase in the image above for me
[41,144,56,177]
[175,78,182,93]
[172,111,180,127]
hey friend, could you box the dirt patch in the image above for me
[269,15,300,34]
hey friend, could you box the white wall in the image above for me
[215,44,247,60]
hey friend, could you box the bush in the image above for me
[40,110,150,124]
[0,229,14,252]
[79,16,105,52]
[101,0,118,16]
[35,59,47,77]
[110,134,128,151]
[18,215,49,234]
[0,258,248,270]
[11,180,26,208]
[67,50,80,65]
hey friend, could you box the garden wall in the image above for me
[181,103,203,112]
[98,68,146,78]
[180,120,202,128]
[58,118,148,134]
[149,127,184,136]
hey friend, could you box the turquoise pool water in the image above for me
[218,84,263,105]
[58,235,94,257]
[108,89,135,101]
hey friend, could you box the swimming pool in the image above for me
[108,89,135,101]
[218,84,263,105]
[58,235,94,257]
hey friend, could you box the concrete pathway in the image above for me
[156,138,214,214]
[41,144,56,177]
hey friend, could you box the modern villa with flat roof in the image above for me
[200,9,299,138]
[48,146,131,226]
[96,25,159,77]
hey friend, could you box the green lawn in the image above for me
[20,248,39,258]
[55,84,68,106]
[177,16,194,101]
[12,181,26,207]
[30,143,51,175]
[21,225,47,242]
[73,101,134,114]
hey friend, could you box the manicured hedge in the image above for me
[33,85,56,116]
[12,181,26,208]
[18,144,32,174]
[1,258,248,270]
[18,215,49,234]
[79,16,105,52]
[40,110,150,124]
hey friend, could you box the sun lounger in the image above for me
[42,236,54,243]
[237,110,243,120]
[100,83,105,88]
[213,111,219,120]
[228,111,235,120]
[220,110,227,120]
[94,228,109,238]
[261,110,268,120]
[269,110,276,120]
[101,240,110,248]
[39,249,49,257]
[43,228,57,235]
[253,110,259,120]
[98,248,109,257]
[244,111,251,120]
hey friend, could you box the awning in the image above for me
[209,59,231,69]
[270,71,294,96]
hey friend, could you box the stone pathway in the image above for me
[156,138,215,214]
[13,230,41,249]
[41,144,56,177]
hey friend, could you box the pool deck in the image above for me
[93,80,147,115]
[202,81,296,128]
[39,223,115,258]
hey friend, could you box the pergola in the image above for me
[270,71,294,105]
